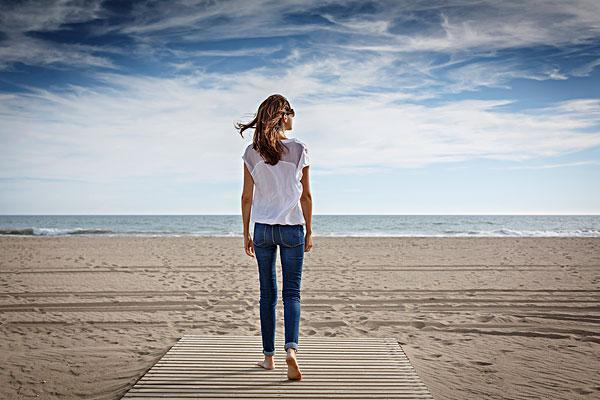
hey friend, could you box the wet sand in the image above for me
[0,236,599,399]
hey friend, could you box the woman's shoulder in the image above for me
[243,143,255,154]
[289,138,308,148]
[242,143,257,163]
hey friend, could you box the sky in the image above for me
[0,0,599,215]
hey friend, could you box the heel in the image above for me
[286,356,302,381]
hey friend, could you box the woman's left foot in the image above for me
[257,358,275,370]
[286,349,302,380]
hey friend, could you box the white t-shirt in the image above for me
[242,138,310,225]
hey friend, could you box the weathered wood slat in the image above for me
[161,354,409,358]
[121,335,434,399]
[141,376,424,380]
[174,345,396,348]
[144,372,422,378]
[124,396,433,399]
[138,380,430,386]
[149,366,419,371]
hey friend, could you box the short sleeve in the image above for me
[298,144,310,170]
[242,145,253,172]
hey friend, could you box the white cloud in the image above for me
[494,160,600,170]
[570,58,600,77]
[0,0,103,33]
[443,59,569,92]
[0,37,119,70]
[0,0,116,71]
[1,66,599,185]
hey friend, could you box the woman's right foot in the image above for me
[286,349,302,380]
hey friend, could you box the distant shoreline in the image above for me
[3,233,600,238]
[2,214,599,237]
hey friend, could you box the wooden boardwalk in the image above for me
[121,334,434,399]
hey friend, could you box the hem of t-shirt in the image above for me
[253,220,306,225]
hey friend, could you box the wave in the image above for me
[0,227,115,236]
[0,228,240,237]
[0,228,35,235]
[318,228,600,237]
[460,228,600,237]
[1,227,599,237]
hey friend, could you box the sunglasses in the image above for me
[285,108,295,117]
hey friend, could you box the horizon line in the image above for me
[1,214,599,217]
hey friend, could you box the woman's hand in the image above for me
[244,235,255,258]
[304,233,313,252]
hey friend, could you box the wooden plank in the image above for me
[121,335,434,399]
[123,396,434,399]
[139,379,429,385]
[148,366,419,371]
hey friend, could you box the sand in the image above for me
[0,236,599,399]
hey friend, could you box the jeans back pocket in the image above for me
[253,223,268,247]
[281,225,304,247]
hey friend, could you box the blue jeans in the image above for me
[253,222,305,356]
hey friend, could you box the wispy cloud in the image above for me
[0,37,120,70]
[494,160,600,170]
[1,0,599,82]
[0,0,116,70]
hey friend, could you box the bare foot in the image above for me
[257,356,275,370]
[286,349,302,380]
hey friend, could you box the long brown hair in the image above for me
[235,94,293,165]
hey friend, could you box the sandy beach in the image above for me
[0,236,598,399]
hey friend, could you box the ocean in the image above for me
[0,215,599,237]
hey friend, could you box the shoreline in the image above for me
[2,233,600,238]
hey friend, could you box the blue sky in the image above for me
[0,0,599,215]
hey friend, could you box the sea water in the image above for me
[0,215,599,237]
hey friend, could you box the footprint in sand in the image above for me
[571,387,594,395]
[411,321,426,329]
[471,360,493,366]
[475,315,494,323]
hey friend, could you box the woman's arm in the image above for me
[241,163,255,257]
[300,165,313,252]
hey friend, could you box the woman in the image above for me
[237,94,313,381]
